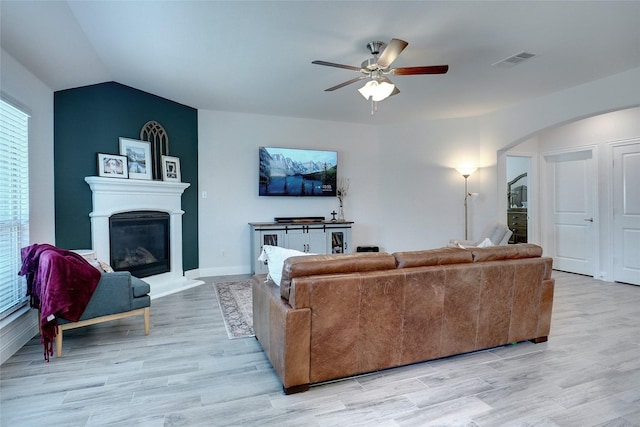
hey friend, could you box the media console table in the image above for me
[249,221,353,275]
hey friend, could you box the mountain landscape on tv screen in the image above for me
[259,147,337,197]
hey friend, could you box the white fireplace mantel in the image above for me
[85,176,202,298]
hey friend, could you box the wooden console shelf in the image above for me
[249,221,353,274]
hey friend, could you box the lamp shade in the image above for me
[358,79,395,101]
[455,166,477,177]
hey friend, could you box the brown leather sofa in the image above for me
[252,244,554,394]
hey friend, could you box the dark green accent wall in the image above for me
[54,81,199,271]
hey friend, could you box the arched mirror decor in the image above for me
[140,121,169,180]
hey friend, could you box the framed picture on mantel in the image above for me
[161,155,181,182]
[119,137,152,180]
[97,153,128,179]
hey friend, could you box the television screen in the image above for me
[259,147,337,197]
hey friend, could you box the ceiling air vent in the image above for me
[492,51,535,68]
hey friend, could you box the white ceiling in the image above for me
[2,1,639,125]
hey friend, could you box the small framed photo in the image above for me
[161,155,181,182]
[97,153,128,179]
[119,137,152,180]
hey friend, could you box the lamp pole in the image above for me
[456,166,476,241]
[463,174,470,240]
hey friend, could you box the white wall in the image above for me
[0,53,637,363]
[1,49,55,364]
[197,111,379,275]
[537,107,640,152]
[493,68,640,250]
[197,67,640,276]
[536,107,640,280]
[197,109,496,276]
[375,116,490,250]
[484,68,640,153]
[1,50,55,244]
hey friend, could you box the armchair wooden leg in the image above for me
[51,308,150,358]
[144,307,150,335]
[55,327,63,357]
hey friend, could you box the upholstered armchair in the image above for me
[55,272,151,357]
[20,244,151,360]
[449,221,513,248]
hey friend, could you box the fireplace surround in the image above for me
[85,176,203,297]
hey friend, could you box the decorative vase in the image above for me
[338,203,345,222]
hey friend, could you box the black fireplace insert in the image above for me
[109,211,170,278]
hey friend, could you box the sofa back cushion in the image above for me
[280,252,396,301]
[470,243,542,263]
[393,244,543,268]
[393,247,473,268]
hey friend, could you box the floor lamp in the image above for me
[456,166,477,240]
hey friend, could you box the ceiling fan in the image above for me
[312,38,448,110]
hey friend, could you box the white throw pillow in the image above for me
[477,237,495,248]
[257,245,312,286]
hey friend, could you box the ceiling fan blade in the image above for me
[324,76,367,91]
[393,65,449,75]
[376,38,409,68]
[312,60,362,72]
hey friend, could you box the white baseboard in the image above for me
[185,268,201,280]
[197,265,251,278]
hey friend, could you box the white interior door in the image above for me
[545,150,596,275]
[612,141,640,285]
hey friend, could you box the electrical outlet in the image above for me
[202,191,208,199]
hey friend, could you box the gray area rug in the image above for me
[214,280,254,339]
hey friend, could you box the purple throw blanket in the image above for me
[19,244,101,361]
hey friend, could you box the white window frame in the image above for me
[0,98,30,319]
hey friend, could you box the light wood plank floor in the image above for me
[1,271,639,426]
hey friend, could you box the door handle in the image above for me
[584,218,594,222]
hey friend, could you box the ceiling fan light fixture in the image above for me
[313,37,449,113]
[358,79,395,101]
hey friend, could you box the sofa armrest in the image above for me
[252,275,311,393]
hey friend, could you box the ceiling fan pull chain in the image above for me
[371,100,380,115]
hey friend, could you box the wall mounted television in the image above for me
[259,147,337,197]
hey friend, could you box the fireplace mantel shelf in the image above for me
[85,176,190,195]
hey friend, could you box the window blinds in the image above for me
[0,99,30,318]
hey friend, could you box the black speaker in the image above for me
[356,246,379,252]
